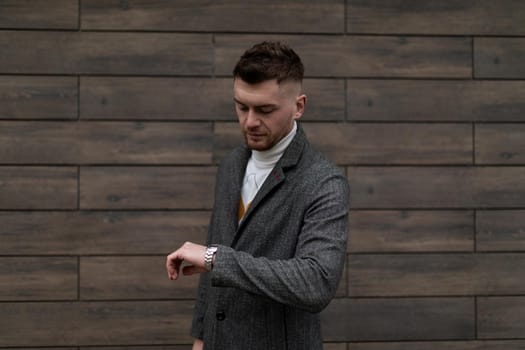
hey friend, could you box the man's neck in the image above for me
[251,121,297,166]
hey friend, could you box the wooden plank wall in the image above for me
[1,1,525,349]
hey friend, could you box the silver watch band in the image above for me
[204,245,218,271]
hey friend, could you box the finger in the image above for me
[166,254,182,280]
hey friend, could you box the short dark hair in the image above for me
[233,41,304,84]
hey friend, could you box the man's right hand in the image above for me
[192,338,204,350]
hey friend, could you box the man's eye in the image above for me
[259,108,274,114]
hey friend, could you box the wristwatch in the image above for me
[204,245,218,271]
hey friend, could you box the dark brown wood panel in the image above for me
[80,166,216,209]
[302,79,346,121]
[81,0,344,33]
[475,38,525,78]
[214,122,473,165]
[476,124,525,164]
[321,297,474,341]
[0,302,78,346]
[79,347,191,350]
[348,340,525,350]
[324,344,347,350]
[303,123,472,165]
[0,31,212,75]
[347,80,525,122]
[0,121,212,164]
[0,76,77,120]
[0,301,193,346]
[215,35,472,78]
[0,211,209,255]
[79,301,194,345]
[348,167,525,209]
[79,77,344,121]
[348,210,474,252]
[213,122,244,163]
[80,122,211,164]
[1,348,77,350]
[80,347,191,350]
[478,297,525,339]
[80,77,232,121]
[0,167,77,209]
[0,257,77,301]
[477,210,525,251]
[80,256,199,300]
[349,253,525,297]
[0,0,78,29]
[347,0,525,35]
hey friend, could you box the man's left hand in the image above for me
[166,242,207,280]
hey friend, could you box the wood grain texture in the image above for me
[348,210,474,252]
[476,124,525,164]
[324,344,347,350]
[303,123,472,165]
[0,166,77,209]
[0,0,78,29]
[81,0,344,33]
[80,166,216,209]
[0,301,194,347]
[349,253,525,297]
[0,211,209,255]
[0,31,212,75]
[477,210,525,252]
[321,297,474,341]
[80,256,199,300]
[0,76,77,120]
[0,121,212,164]
[348,167,525,208]
[475,38,525,78]
[214,122,472,165]
[215,35,472,78]
[80,77,344,121]
[0,348,77,350]
[212,122,245,163]
[348,340,525,350]
[348,79,525,122]
[80,77,233,121]
[478,297,525,339]
[79,347,191,350]
[0,257,77,301]
[347,0,525,35]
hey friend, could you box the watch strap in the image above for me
[204,245,218,271]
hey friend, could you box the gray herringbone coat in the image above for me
[191,124,349,350]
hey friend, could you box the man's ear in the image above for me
[294,94,307,120]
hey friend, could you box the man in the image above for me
[166,41,349,350]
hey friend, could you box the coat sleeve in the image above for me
[210,171,349,313]
[190,273,209,339]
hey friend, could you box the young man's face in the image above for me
[233,78,306,151]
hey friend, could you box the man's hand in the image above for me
[166,242,207,280]
[192,338,204,350]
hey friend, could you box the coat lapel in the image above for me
[232,125,307,244]
[223,146,251,246]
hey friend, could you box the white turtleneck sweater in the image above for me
[240,121,297,215]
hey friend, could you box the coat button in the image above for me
[216,311,226,321]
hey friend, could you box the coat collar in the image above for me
[230,123,307,242]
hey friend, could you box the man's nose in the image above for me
[245,109,261,128]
